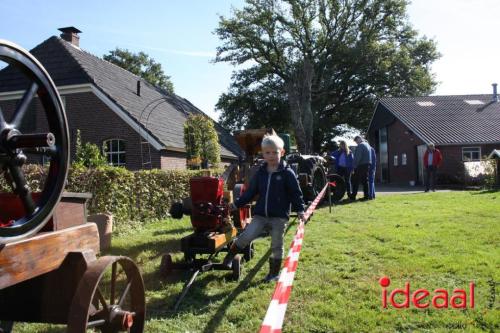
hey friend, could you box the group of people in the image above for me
[331,136,376,201]
[332,139,443,196]
[221,132,442,283]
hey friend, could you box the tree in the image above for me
[183,114,221,168]
[104,48,174,94]
[215,0,439,153]
[217,67,291,133]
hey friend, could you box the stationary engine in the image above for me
[163,175,253,287]
[169,176,251,233]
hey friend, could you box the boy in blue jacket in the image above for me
[223,134,306,282]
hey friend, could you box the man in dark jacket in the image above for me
[350,136,372,200]
[223,134,305,282]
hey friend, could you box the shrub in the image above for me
[0,164,223,229]
[462,160,496,187]
[74,129,108,168]
[184,114,221,169]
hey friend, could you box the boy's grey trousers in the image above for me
[234,215,288,259]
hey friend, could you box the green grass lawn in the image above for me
[14,190,499,332]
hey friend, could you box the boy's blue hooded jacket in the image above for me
[235,160,305,219]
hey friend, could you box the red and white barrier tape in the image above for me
[260,183,329,333]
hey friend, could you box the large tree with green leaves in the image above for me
[217,68,291,133]
[215,0,439,153]
[104,48,174,94]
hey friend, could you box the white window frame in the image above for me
[393,154,398,166]
[402,153,407,166]
[103,139,126,167]
[462,147,481,161]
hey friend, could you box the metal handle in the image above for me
[7,132,55,149]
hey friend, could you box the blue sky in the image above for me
[1,0,499,121]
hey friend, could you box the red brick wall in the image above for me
[438,144,500,183]
[436,146,462,182]
[482,144,500,159]
[66,92,165,170]
[385,119,425,184]
[0,92,162,170]
[159,153,236,170]
[161,151,186,170]
[1,92,239,171]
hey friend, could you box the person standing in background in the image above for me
[331,140,354,199]
[368,146,376,199]
[350,136,372,200]
[423,143,442,192]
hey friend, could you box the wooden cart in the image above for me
[0,40,145,332]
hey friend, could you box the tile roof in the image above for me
[0,36,242,158]
[376,95,500,145]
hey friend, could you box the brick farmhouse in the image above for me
[0,27,242,170]
[367,91,500,185]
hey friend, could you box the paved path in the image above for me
[374,184,452,196]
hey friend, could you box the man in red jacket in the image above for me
[423,143,443,192]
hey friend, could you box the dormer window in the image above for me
[416,101,435,107]
[464,100,484,105]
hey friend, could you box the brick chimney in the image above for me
[493,83,498,102]
[58,27,82,47]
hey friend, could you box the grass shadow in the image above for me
[106,238,180,260]
[201,249,271,333]
[200,218,298,333]
[134,217,300,330]
[470,189,499,195]
[152,226,192,236]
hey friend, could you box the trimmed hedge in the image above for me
[1,165,221,227]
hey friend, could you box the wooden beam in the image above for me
[0,223,99,289]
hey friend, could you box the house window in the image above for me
[393,155,398,166]
[103,139,126,166]
[402,153,407,166]
[462,147,481,161]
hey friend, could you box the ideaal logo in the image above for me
[379,276,475,309]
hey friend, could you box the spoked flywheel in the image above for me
[0,40,69,243]
[67,256,146,333]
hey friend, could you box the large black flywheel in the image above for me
[0,40,69,243]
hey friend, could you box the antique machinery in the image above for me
[162,175,253,310]
[233,128,346,203]
[0,40,145,332]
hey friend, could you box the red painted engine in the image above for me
[189,177,230,233]
[169,176,252,232]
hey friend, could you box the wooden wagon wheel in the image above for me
[0,40,69,243]
[67,256,145,333]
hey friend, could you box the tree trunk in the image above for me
[285,60,314,154]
